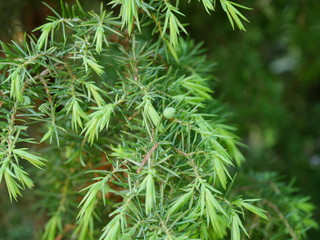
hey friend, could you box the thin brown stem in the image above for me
[263,200,298,240]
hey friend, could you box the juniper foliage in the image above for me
[0,1,316,240]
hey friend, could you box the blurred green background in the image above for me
[0,0,319,239]
[183,1,320,237]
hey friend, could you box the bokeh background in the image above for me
[1,0,319,238]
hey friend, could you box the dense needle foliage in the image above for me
[0,1,317,239]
